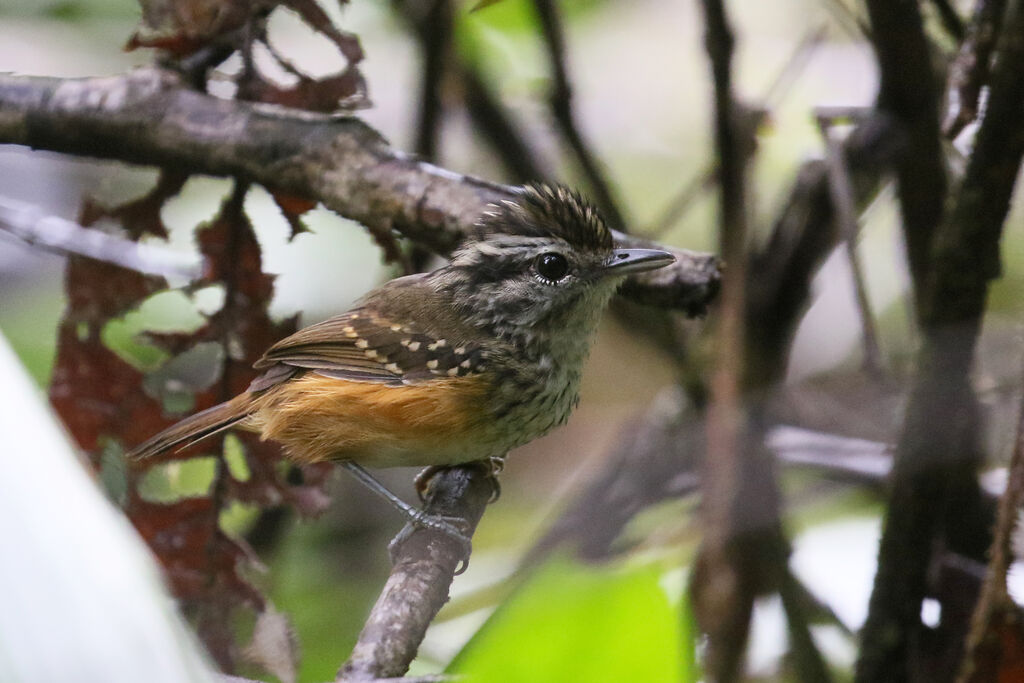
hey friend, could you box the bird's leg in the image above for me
[414,455,506,504]
[340,461,472,561]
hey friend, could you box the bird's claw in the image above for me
[485,456,505,503]
[414,456,506,504]
[388,513,473,574]
[414,465,444,503]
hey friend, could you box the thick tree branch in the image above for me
[865,0,947,309]
[0,67,719,315]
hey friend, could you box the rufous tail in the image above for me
[129,394,255,460]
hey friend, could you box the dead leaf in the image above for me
[244,604,300,683]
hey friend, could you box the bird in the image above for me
[130,183,674,546]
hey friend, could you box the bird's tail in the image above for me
[129,394,255,460]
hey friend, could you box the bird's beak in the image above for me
[602,248,676,277]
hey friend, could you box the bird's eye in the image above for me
[534,252,570,282]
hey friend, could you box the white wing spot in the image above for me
[364,349,378,359]
[428,340,447,351]
[390,324,402,332]
[407,341,421,352]
[460,359,471,368]
[355,339,369,349]
[447,367,459,376]
[454,346,466,355]
[385,363,401,374]
[426,360,438,369]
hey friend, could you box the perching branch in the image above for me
[337,465,494,681]
[0,67,717,315]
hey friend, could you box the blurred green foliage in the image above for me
[449,556,694,683]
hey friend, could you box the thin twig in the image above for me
[400,0,453,161]
[459,64,551,183]
[0,195,200,281]
[822,0,872,40]
[532,0,626,231]
[817,115,884,378]
[929,0,967,42]
[691,0,767,680]
[957,355,1024,682]
[647,25,824,237]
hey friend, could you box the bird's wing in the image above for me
[249,308,489,389]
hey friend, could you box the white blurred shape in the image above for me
[791,516,882,630]
[0,332,216,683]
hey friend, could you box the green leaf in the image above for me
[469,0,507,11]
[448,557,689,683]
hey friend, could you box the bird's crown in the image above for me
[475,183,613,252]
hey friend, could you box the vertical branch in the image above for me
[403,0,454,160]
[957,359,1024,682]
[944,0,1008,138]
[531,0,626,230]
[393,0,548,183]
[865,0,947,309]
[929,0,967,41]
[856,1,1024,680]
[460,66,550,182]
[690,1,769,680]
[397,0,456,273]
[818,115,884,377]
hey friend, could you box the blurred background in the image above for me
[2,0,1024,681]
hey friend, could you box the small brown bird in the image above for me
[131,184,674,538]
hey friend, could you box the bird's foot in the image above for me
[388,513,473,574]
[414,456,506,504]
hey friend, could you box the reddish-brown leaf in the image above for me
[965,604,1024,683]
[126,0,252,57]
[80,171,187,240]
[248,67,369,113]
[49,258,168,461]
[271,191,317,218]
[51,177,332,675]
[271,192,316,240]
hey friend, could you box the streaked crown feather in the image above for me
[477,183,613,251]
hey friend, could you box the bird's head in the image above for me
[432,184,674,340]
